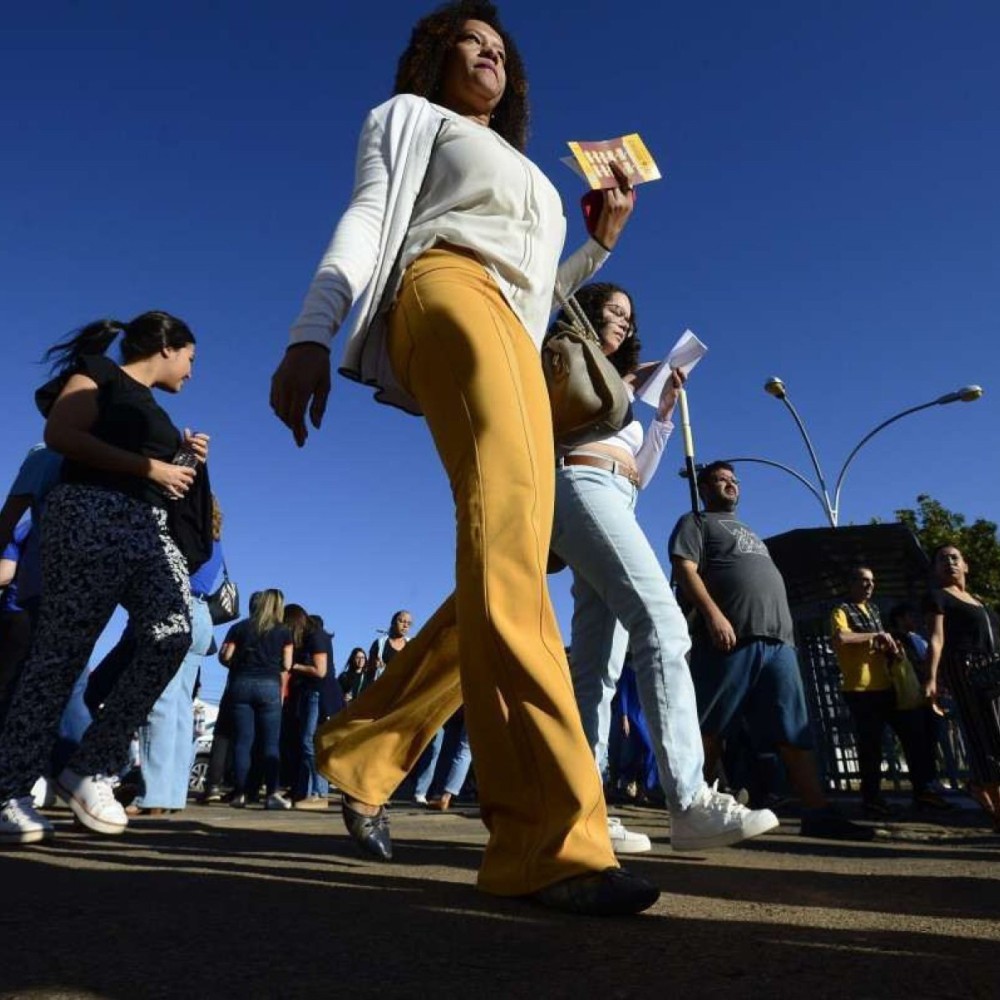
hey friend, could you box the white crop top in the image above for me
[563,385,674,489]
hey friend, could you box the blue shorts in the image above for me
[690,639,813,751]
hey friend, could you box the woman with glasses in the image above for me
[549,283,779,855]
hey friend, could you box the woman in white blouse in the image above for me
[269,1,655,916]
[550,283,780,854]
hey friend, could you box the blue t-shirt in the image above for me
[6,445,62,603]
[190,540,224,597]
[223,620,292,678]
[1,521,30,613]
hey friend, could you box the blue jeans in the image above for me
[229,674,282,795]
[551,465,705,810]
[411,727,444,799]
[294,688,329,799]
[432,709,473,797]
[137,596,213,809]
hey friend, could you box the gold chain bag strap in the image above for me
[542,289,632,449]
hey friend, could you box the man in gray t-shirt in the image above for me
[668,461,874,842]
[670,509,795,649]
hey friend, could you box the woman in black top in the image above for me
[925,544,1000,829]
[284,604,332,807]
[219,588,293,810]
[0,312,207,845]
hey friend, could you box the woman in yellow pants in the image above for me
[270,1,654,916]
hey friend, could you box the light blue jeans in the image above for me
[136,596,213,809]
[551,465,705,810]
[434,708,473,797]
[295,688,330,799]
[412,727,445,799]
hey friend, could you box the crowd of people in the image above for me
[1,0,997,922]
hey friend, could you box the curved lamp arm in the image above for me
[777,396,833,514]
[831,387,982,522]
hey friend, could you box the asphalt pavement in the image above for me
[2,794,997,999]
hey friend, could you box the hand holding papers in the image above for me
[563,134,662,190]
[636,330,708,409]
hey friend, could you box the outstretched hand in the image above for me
[269,344,332,447]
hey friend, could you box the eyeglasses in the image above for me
[709,476,739,487]
[603,303,635,334]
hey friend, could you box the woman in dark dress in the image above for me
[924,544,1000,829]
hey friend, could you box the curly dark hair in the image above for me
[551,282,642,376]
[393,1,529,151]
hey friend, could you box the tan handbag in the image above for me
[542,292,631,449]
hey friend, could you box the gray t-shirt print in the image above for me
[669,511,795,646]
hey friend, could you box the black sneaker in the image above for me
[528,867,660,916]
[800,808,876,842]
[861,797,893,818]
[913,790,954,812]
[198,785,223,805]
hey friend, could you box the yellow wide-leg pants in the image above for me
[315,248,616,895]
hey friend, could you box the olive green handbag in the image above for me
[541,291,631,449]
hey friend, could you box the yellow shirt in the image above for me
[830,605,892,692]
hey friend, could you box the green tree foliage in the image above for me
[895,495,1000,609]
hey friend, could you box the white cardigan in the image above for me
[289,94,609,415]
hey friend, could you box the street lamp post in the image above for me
[684,382,984,526]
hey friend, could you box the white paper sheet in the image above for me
[635,330,708,407]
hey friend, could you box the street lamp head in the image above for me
[936,384,984,405]
[764,377,787,400]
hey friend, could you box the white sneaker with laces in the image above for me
[607,815,652,854]
[0,796,55,844]
[56,769,128,836]
[265,792,292,811]
[671,781,779,852]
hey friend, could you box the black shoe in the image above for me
[528,867,659,916]
[198,786,223,805]
[341,800,392,861]
[861,797,893,818]
[913,790,953,812]
[800,808,876,842]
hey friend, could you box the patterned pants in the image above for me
[0,484,192,800]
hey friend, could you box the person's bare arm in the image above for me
[672,556,737,652]
[292,650,329,679]
[219,641,236,667]
[46,374,196,498]
[924,611,945,700]
[0,558,16,588]
[0,494,30,552]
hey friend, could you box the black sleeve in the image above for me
[34,354,117,417]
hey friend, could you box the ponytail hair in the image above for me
[44,310,196,374]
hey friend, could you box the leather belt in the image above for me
[559,454,640,488]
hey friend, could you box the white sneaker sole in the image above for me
[610,836,652,855]
[671,809,780,852]
[56,781,127,836]
[0,827,52,845]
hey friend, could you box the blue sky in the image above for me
[2,1,996,703]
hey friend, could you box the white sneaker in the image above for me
[671,781,779,852]
[265,792,292,811]
[414,794,428,805]
[607,815,652,854]
[56,769,128,835]
[0,796,55,844]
